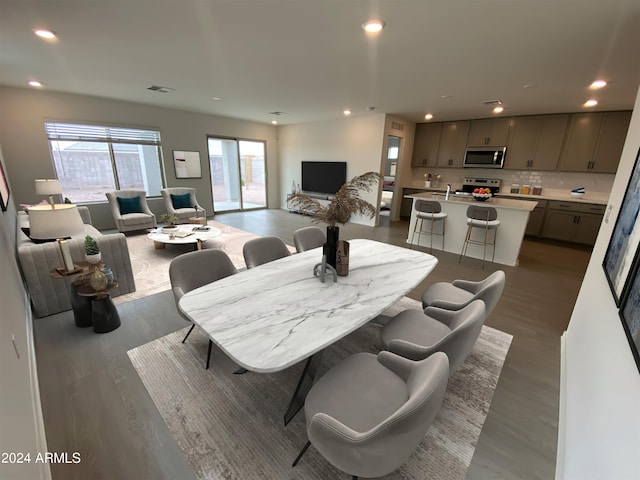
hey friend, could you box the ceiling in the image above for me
[1,0,639,126]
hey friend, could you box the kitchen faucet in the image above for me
[445,183,451,200]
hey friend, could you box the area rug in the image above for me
[128,296,512,480]
[114,220,294,304]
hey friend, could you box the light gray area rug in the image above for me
[128,297,512,480]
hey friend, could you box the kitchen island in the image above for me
[406,192,538,266]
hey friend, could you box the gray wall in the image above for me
[0,87,279,230]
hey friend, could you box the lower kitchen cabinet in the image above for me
[525,199,548,236]
[541,201,605,245]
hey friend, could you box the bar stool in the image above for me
[410,200,447,252]
[459,205,500,269]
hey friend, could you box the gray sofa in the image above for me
[17,207,136,318]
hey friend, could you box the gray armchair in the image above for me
[292,351,449,479]
[106,190,156,232]
[169,249,238,369]
[242,236,291,268]
[293,226,326,253]
[421,270,506,316]
[161,187,206,223]
[381,300,486,371]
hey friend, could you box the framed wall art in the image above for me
[618,249,640,373]
[173,150,202,179]
[0,158,10,212]
[603,147,640,305]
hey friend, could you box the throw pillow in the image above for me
[117,196,142,214]
[171,193,193,209]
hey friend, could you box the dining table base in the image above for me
[284,350,325,426]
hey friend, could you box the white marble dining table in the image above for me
[179,238,438,423]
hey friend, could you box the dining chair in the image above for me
[106,190,157,232]
[169,249,237,369]
[421,270,505,317]
[459,205,500,268]
[410,200,447,252]
[380,300,486,372]
[242,236,291,268]
[293,226,326,253]
[161,187,206,223]
[292,351,449,479]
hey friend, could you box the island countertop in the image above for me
[405,192,539,211]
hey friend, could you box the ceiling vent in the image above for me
[147,85,175,93]
[269,111,288,116]
[391,121,404,131]
[482,100,503,106]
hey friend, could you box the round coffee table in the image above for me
[148,224,222,250]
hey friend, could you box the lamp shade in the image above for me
[35,179,62,196]
[28,204,85,239]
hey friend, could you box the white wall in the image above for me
[558,86,640,479]
[278,114,387,226]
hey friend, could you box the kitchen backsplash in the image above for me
[410,168,615,193]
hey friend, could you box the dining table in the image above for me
[179,238,438,424]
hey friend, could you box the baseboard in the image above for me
[555,331,568,480]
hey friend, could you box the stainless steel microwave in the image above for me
[463,147,506,168]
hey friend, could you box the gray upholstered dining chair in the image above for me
[380,300,486,372]
[161,187,206,223]
[242,236,291,268]
[106,190,157,232]
[169,249,238,369]
[293,226,326,253]
[421,270,506,317]
[292,351,449,479]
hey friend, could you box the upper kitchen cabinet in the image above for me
[411,123,442,167]
[558,111,631,173]
[467,118,510,146]
[438,121,470,167]
[505,114,568,170]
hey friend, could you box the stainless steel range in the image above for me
[456,177,502,196]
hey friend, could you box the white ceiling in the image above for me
[1,0,639,126]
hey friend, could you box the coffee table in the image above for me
[148,224,221,250]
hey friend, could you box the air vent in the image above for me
[391,121,404,131]
[147,85,175,93]
[482,100,503,105]
[269,111,289,116]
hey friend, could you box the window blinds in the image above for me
[44,122,161,145]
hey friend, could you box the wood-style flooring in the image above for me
[33,209,591,480]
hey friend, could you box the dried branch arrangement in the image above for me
[289,171,380,228]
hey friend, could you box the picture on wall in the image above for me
[618,249,640,373]
[173,150,202,179]
[0,157,10,212]
[603,147,640,305]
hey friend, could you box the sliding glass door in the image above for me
[207,137,267,212]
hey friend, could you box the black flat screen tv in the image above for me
[301,161,347,195]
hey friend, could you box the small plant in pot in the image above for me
[160,213,180,234]
[84,235,101,264]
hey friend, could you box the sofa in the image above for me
[16,207,136,318]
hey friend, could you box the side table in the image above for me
[188,216,207,226]
[76,281,121,333]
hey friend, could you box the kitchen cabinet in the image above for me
[498,196,547,236]
[558,111,631,173]
[411,123,442,167]
[541,201,605,245]
[505,114,568,170]
[400,188,427,218]
[467,118,510,146]
[437,121,470,167]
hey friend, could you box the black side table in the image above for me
[76,281,121,334]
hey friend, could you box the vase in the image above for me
[336,240,349,276]
[323,226,339,269]
[89,267,109,292]
[162,226,178,234]
[86,252,101,264]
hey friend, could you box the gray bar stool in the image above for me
[459,205,500,268]
[410,200,447,252]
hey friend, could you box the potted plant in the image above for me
[84,235,101,264]
[160,213,179,234]
[289,171,380,270]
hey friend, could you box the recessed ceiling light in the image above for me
[441,95,452,99]
[34,29,56,40]
[584,99,598,107]
[343,108,352,116]
[362,19,385,33]
[589,80,607,89]
[493,106,504,114]
[523,84,538,89]
[271,120,278,125]
[28,81,43,88]
[211,96,221,101]
[424,113,434,120]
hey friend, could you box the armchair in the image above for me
[161,187,206,223]
[106,190,156,233]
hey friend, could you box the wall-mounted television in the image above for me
[301,161,347,195]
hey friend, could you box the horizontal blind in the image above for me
[44,122,161,145]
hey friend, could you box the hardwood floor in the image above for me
[34,209,591,479]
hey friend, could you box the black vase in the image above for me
[323,226,339,269]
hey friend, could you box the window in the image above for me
[44,122,164,203]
